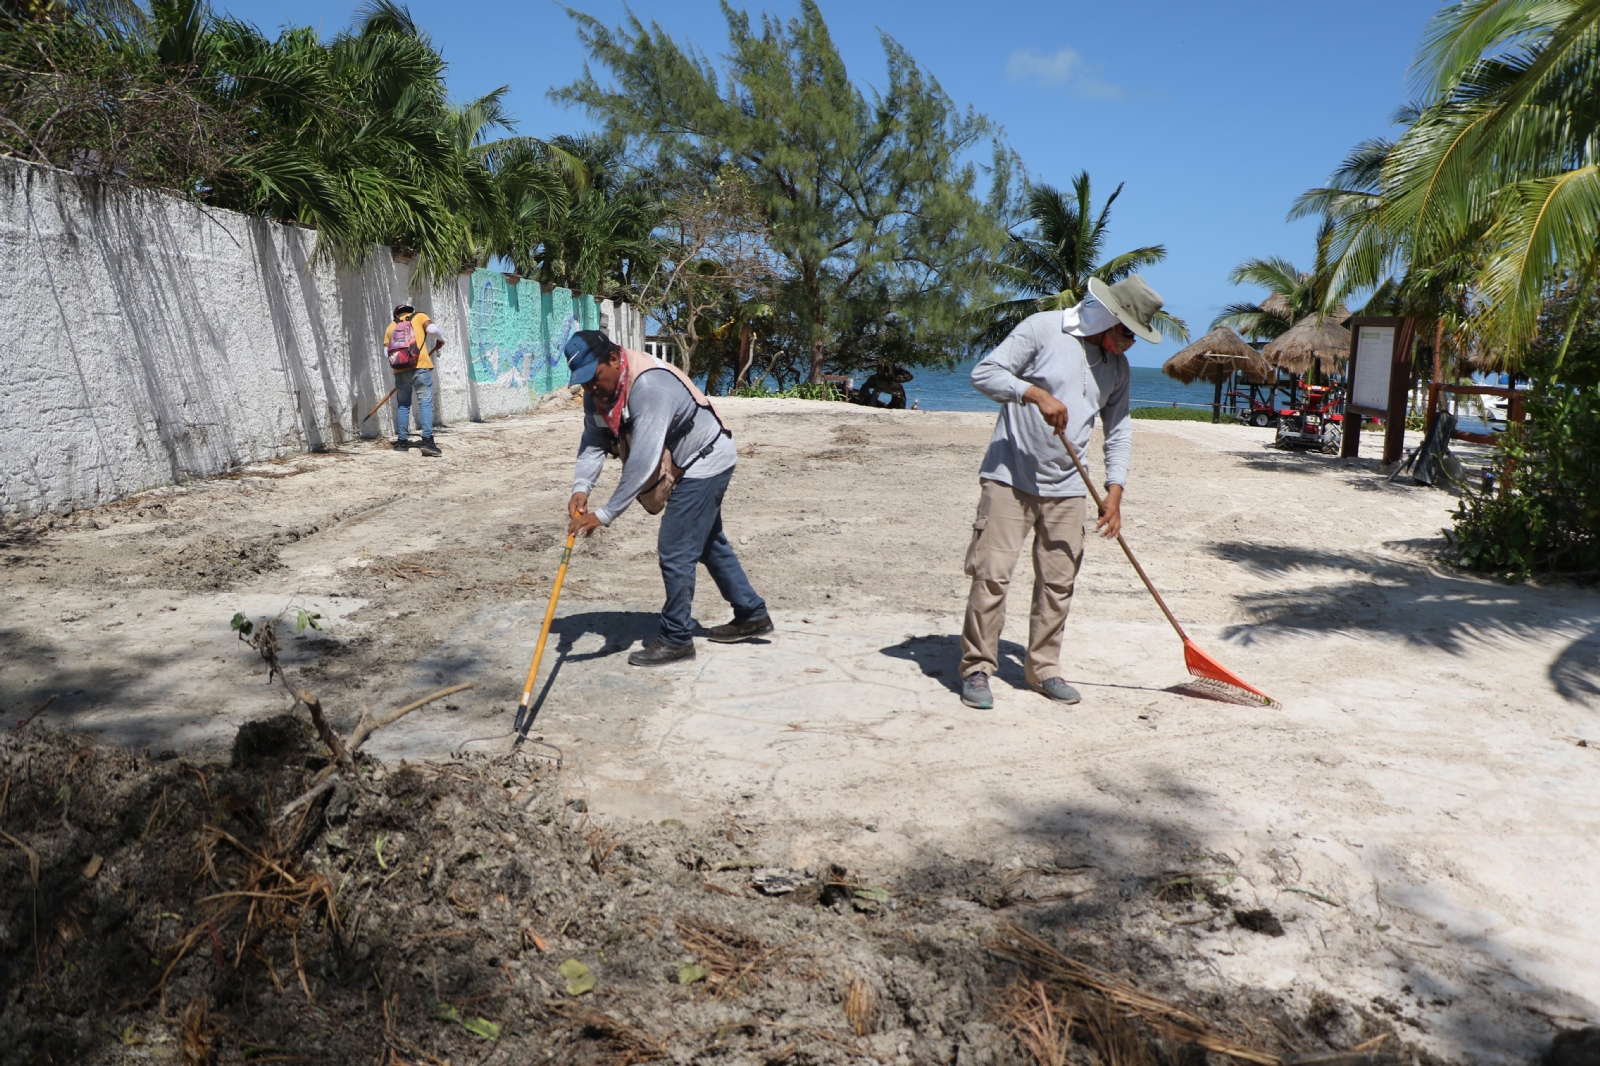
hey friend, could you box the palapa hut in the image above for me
[1162,326,1271,422]
[1261,313,1353,379]
[1260,293,1351,324]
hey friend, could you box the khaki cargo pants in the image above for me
[959,479,1086,684]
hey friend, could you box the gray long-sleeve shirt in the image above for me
[970,310,1132,497]
[572,369,735,525]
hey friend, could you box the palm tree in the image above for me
[967,173,1188,349]
[1307,0,1600,361]
[0,0,543,282]
[1212,220,1343,342]
[465,128,658,298]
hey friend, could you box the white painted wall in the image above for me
[0,158,643,517]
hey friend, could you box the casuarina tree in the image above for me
[557,0,1015,381]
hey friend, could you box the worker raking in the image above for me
[563,330,773,665]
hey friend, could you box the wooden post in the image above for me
[1382,318,1417,465]
[1212,378,1223,423]
[1341,321,1364,458]
[1340,383,1361,456]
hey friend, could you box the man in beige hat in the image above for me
[959,274,1167,710]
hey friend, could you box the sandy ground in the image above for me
[4,396,1598,1063]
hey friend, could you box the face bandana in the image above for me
[602,353,631,435]
[1063,295,1120,401]
[1062,294,1120,338]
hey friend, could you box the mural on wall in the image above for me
[468,270,596,396]
[540,285,576,395]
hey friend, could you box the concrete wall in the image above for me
[0,158,643,517]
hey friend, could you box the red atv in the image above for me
[1228,387,1281,428]
[1274,385,1346,453]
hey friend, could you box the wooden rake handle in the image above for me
[1053,426,1189,644]
[360,387,398,424]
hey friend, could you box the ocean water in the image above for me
[900,361,1220,413]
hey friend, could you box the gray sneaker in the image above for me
[960,672,993,710]
[1032,677,1081,704]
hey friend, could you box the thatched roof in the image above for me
[1261,313,1352,375]
[1162,326,1270,385]
[1258,293,1351,324]
[1259,293,1293,318]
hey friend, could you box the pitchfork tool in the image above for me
[513,532,577,740]
[1054,427,1278,707]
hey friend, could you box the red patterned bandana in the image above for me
[602,352,631,435]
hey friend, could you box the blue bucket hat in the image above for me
[563,330,616,386]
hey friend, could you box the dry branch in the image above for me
[296,689,350,770]
[275,775,338,825]
[344,682,475,754]
[278,683,476,817]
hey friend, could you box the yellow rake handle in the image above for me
[517,532,576,716]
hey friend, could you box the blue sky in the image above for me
[217,0,1439,367]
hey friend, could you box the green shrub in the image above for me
[729,382,846,401]
[1447,380,1600,578]
[1130,406,1219,422]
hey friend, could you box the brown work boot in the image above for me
[707,613,773,643]
[627,639,695,667]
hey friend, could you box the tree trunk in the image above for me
[807,271,826,384]
[735,323,752,388]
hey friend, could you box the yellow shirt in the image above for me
[384,312,435,370]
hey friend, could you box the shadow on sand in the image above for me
[1205,540,1600,706]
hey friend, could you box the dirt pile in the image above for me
[0,722,1435,1066]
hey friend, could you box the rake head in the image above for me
[1181,640,1279,708]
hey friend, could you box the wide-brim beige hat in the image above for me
[1088,275,1165,344]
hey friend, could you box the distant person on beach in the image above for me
[957,275,1165,710]
[563,330,771,666]
[384,303,444,456]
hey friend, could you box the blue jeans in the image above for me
[656,468,766,646]
[394,368,433,441]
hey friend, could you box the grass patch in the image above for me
[1130,406,1218,422]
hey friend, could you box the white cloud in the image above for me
[1006,46,1127,100]
[1006,46,1083,85]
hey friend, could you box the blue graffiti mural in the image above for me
[467,269,582,396]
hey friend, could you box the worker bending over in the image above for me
[564,331,771,666]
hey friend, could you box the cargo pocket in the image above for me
[962,513,989,578]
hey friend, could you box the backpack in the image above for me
[387,318,420,369]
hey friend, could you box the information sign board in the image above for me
[1339,315,1415,463]
[1350,325,1395,414]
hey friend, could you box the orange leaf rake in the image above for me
[1055,428,1277,707]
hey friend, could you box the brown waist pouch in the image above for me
[615,434,689,515]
